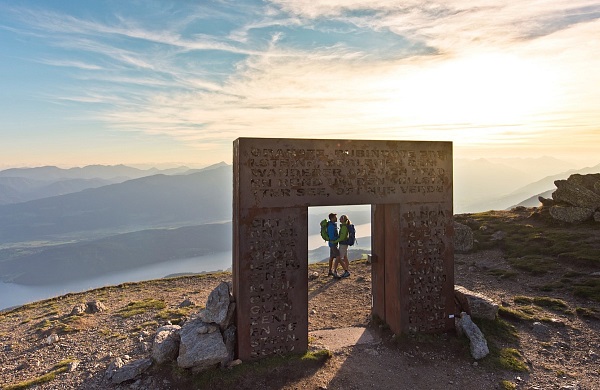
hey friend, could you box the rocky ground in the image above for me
[1,210,599,389]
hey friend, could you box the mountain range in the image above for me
[0,157,598,287]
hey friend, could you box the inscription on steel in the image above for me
[235,207,308,360]
[234,138,454,361]
[237,138,451,208]
[401,204,454,332]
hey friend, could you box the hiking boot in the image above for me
[327,270,334,276]
[341,270,350,278]
[332,271,340,279]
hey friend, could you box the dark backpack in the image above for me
[346,224,356,246]
[320,219,330,241]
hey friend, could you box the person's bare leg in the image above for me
[333,257,340,273]
[343,257,350,270]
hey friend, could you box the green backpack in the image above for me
[320,219,330,241]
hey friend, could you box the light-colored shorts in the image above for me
[339,244,348,258]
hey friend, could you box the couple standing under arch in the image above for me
[326,212,354,279]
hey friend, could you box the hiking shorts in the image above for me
[339,244,348,258]
[329,246,340,258]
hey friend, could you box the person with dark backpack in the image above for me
[324,213,341,277]
[333,214,354,278]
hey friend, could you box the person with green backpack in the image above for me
[322,213,340,277]
[332,214,354,278]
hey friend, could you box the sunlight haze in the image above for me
[1,1,599,168]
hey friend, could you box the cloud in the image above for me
[37,59,104,70]
[269,0,600,53]
[3,1,600,163]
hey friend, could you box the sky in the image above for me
[1,0,600,169]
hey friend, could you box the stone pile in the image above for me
[539,173,600,223]
[105,281,237,384]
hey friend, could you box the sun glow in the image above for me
[367,52,562,143]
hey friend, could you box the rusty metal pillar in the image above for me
[371,204,386,321]
[374,202,455,335]
[233,206,308,360]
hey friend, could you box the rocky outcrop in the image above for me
[553,177,600,209]
[177,320,229,370]
[540,174,600,224]
[71,301,107,315]
[105,280,237,383]
[455,285,498,320]
[549,205,594,223]
[453,222,473,253]
[200,281,236,332]
[175,281,236,371]
[151,325,181,364]
[86,300,107,313]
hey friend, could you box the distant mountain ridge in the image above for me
[0,177,115,205]
[0,162,228,205]
[0,164,187,181]
[0,164,232,244]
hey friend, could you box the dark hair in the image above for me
[328,213,336,220]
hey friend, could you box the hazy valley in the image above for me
[1,157,599,310]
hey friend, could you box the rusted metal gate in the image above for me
[234,138,454,361]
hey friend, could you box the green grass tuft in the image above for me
[575,306,599,319]
[498,348,529,372]
[117,298,166,318]
[498,306,535,322]
[474,318,519,344]
[507,256,556,275]
[3,359,74,390]
[156,307,193,323]
[301,349,333,361]
[572,278,600,302]
[500,380,517,390]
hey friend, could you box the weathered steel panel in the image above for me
[399,203,455,333]
[371,204,386,321]
[384,204,402,333]
[233,206,308,361]
[236,138,452,208]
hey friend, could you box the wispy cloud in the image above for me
[36,59,104,70]
[2,1,600,164]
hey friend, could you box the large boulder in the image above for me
[552,177,600,210]
[453,222,473,253]
[200,281,233,327]
[549,205,594,224]
[86,300,107,313]
[151,325,181,364]
[454,285,498,320]
[177,317,229,371]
